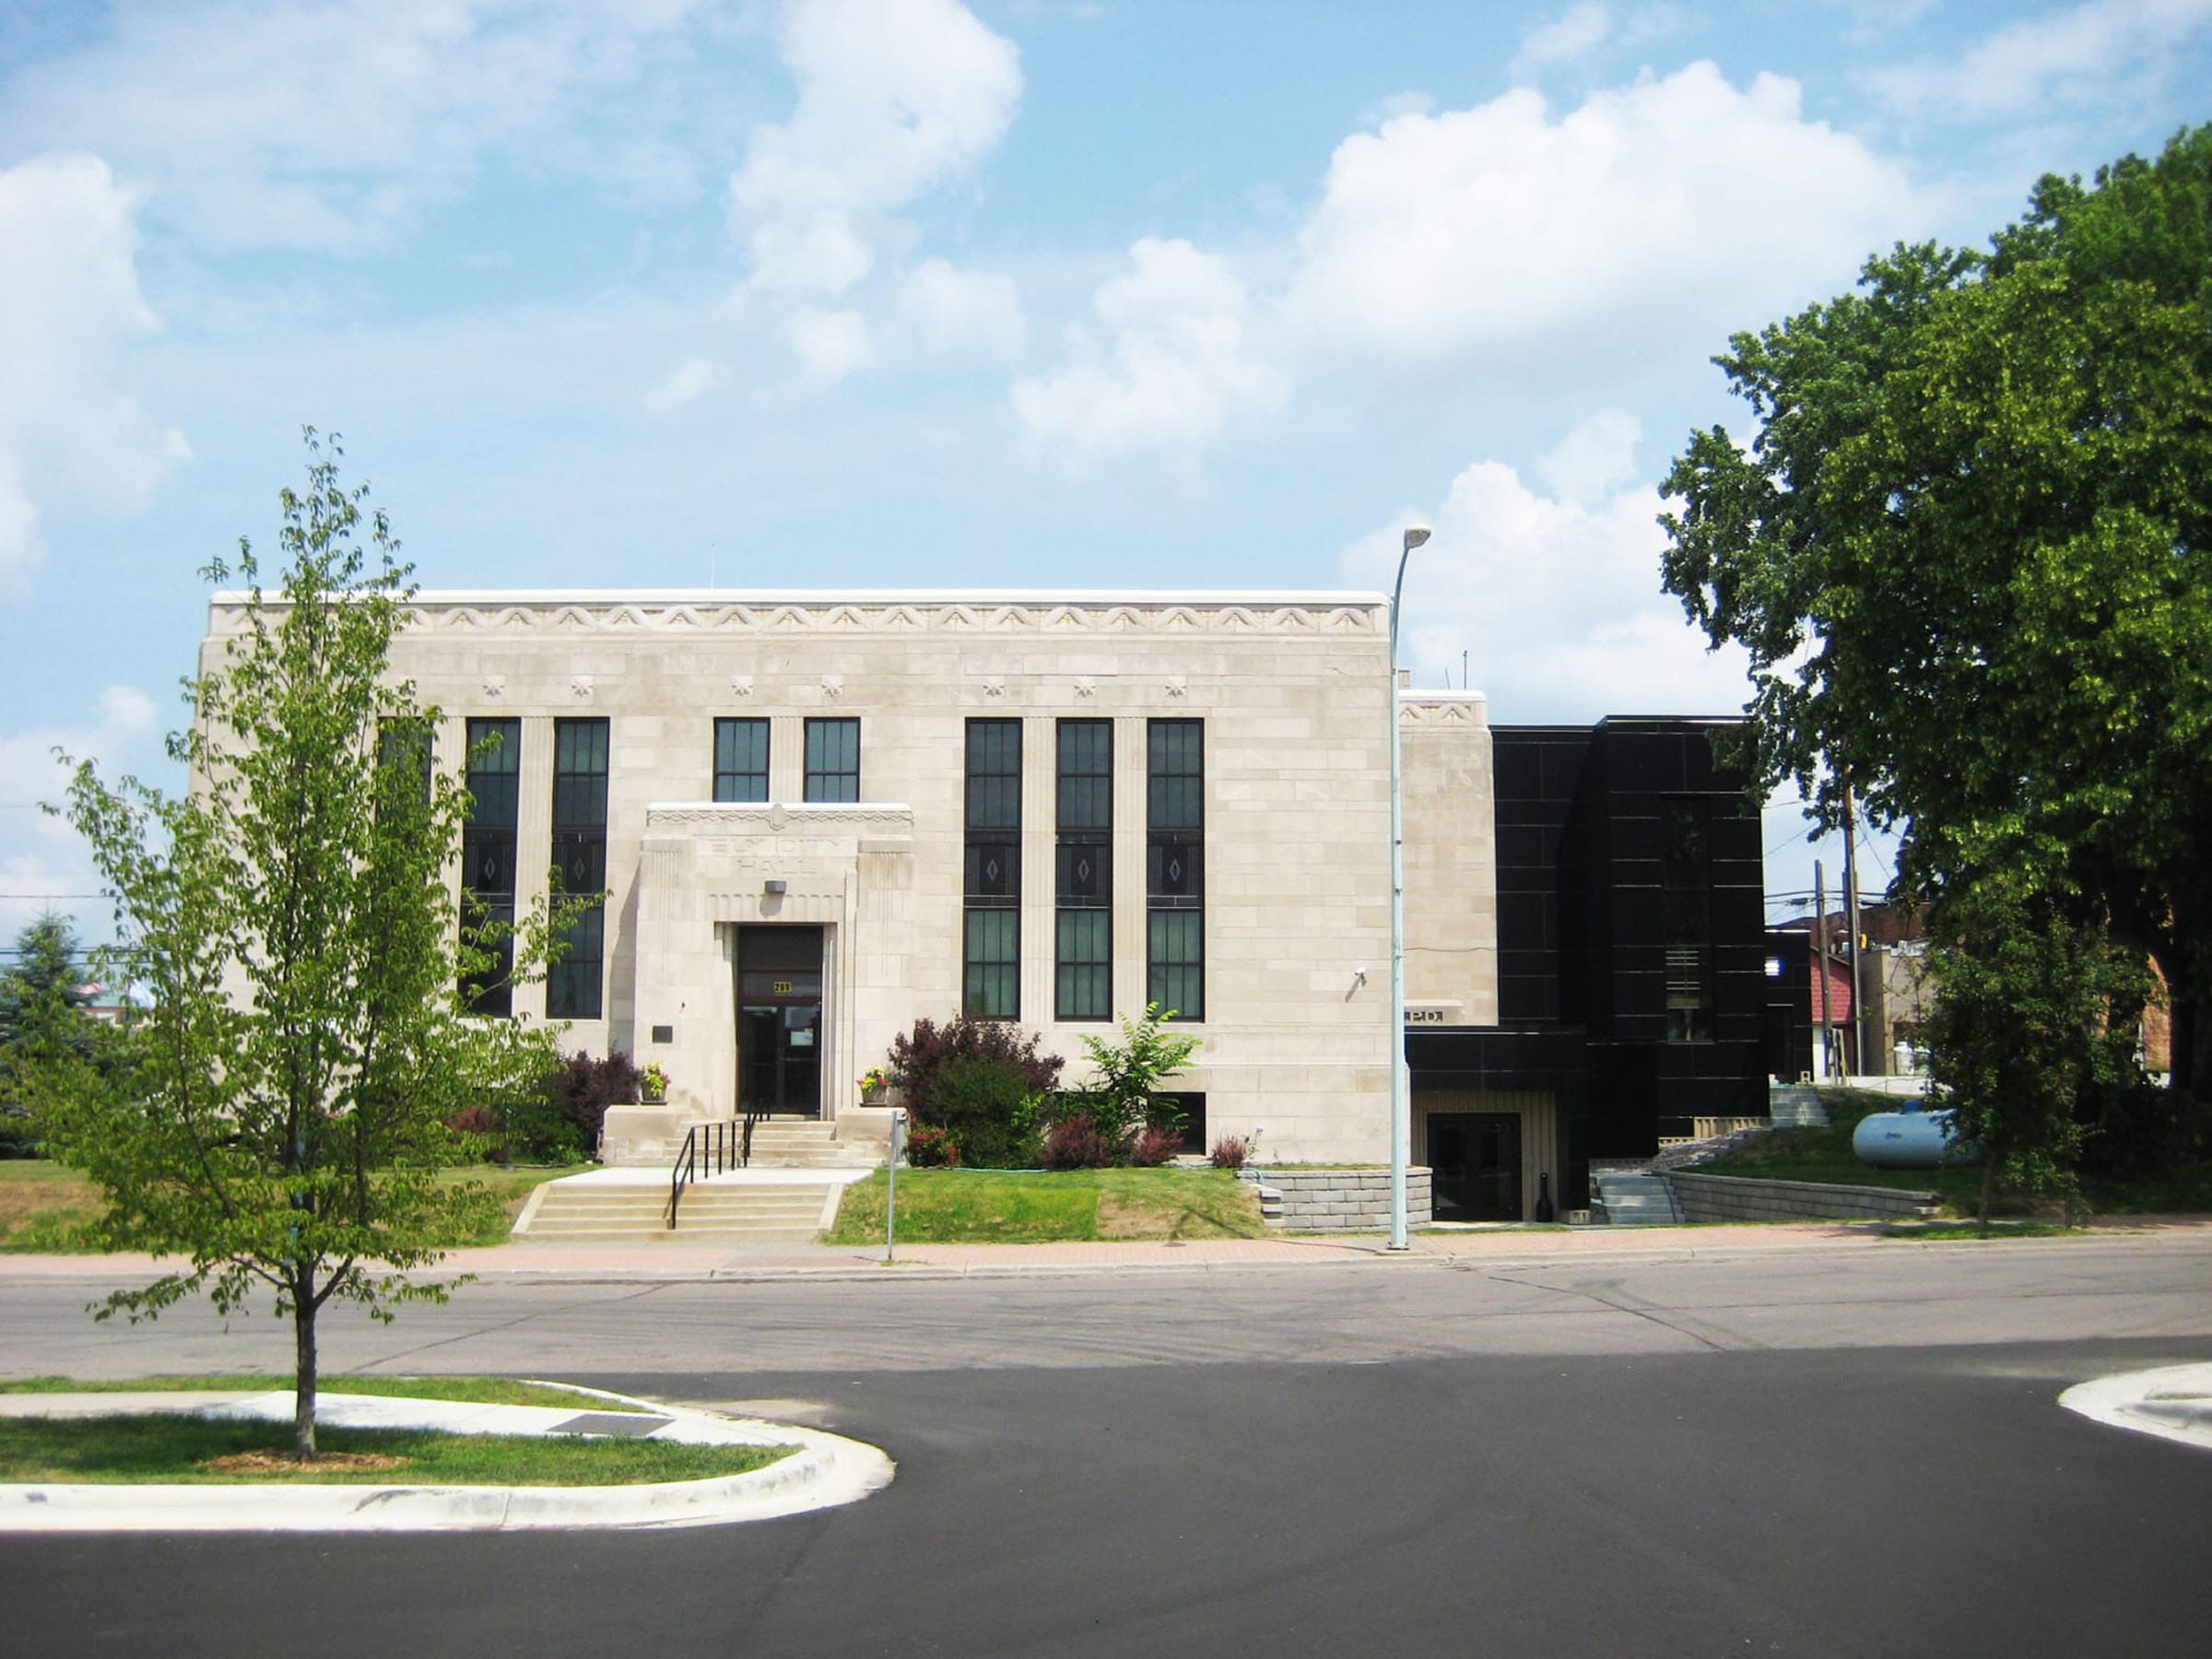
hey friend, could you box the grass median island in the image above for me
[0,1374,795,1486]
[0,1374,650,1411]
[0,1418,792,1486]
[0,1159,581,1253]
[826,1165,1267,1244]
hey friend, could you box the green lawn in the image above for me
[0,1372,793,1485]
[827,1166,1267,1244]
[0,1418,790,1486]
[0,1374,648,1412]
[0,1160,581,1253]
[1691,1088,2212,1218]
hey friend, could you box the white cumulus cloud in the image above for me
[0,684,164,939]
[1513,4,1616,75]
[0,153,189,586]
[898,258,1025,360]
[786,308,875,381]
[1866,0,2212,122]
[728,0,1021,296]
[1338,430,1751,723]
[1283,63,1927,368]
[644,355,728,415]
[1011,237,1283,465]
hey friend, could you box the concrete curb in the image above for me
[0,1383,896,1533]
[2059,1363,2212,1456]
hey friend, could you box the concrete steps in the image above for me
[1590,1169,1683,1228]
[515,1177,839,1243]
[1769,1086,1832,1128]
[739,1118,885,1171]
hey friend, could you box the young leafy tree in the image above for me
[1659,124,2212,1104]
[31,432,568,1457]
[1923,878,2154,1232]
[0,912,105,1155]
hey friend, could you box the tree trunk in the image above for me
[293,1266,318,1459]
[1977,1157,1996,1238]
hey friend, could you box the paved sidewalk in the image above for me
[4,1216,2207,1284]
[0,1384,895,1532]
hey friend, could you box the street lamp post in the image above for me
[1388,524,1430,1253]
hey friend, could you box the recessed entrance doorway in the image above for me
[1428,1112,1523,1221]
[735,924,824,1117]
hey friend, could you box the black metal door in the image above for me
[1429,1112,1524,1221]
[736,925,824,1117]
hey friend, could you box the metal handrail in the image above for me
[668,1117,747,1230]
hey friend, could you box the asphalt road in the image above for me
[5,1241,2212,1656]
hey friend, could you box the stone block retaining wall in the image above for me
[1669,1171,1941,1224]
[1239,1167,1432,1231]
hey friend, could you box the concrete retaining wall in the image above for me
[1240,1166,1432,1231]
[1669,1171,1941,1224]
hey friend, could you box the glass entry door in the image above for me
[736,925,824,1117]
[1428,1112,1524,1221]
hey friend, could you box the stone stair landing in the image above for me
[512,1166,867,1244]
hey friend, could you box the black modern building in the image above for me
[1409,717,1771,1218]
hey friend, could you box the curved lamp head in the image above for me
[1403,525,1432,552]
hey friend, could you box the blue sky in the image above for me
[4,0,2209,944]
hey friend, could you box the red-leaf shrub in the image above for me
[1208,1134,1253,1170]
[903,1123,961,1168]
[446,1105,509,1165]
[1040,1113,1115,1171]
[888,1014,1064,1124]
[1129,1124,1182,1167]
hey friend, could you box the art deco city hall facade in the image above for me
[197,591,1484,1165]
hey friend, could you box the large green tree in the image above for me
[0,912,105,1155]
[1659,124,2212,1097]
[31,434,567,1456]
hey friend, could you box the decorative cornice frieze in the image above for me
[205,594,1390,639]
[1398,694,1489,726]
[645,802,915,831]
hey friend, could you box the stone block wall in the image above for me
[1668,1171,1941,1223]
[1240,1166,1432,1231]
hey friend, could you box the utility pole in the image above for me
[1814,859,1832,1082]
[1842,782,1865,1079]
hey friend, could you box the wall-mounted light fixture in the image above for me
[763,879,788,896]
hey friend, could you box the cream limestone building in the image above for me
[199,589,1465,1165]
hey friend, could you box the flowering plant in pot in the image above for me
[640,1063,669,1103]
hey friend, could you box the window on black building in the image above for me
[1055,718,1112,1020]
[963,718,1021,1019]
[1661,795,1714,1041]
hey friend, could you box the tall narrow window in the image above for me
[1147,719,1204,1020]
[461,718,519,1016]
[804,717,860,803]
[376,717,433,812]
[1661,796,1714,1041]
[714,718,769,803]
[1055,718,1112,1020]
[547,718,608,1019]
[963,718,1021,1019]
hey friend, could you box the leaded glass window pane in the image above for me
[1147,910,1204,1022]
[964,910,1019,1020]
[805,718,860,802]
[714,718,769,803]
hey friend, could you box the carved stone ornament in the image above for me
[571,675,594,700]
[982,676,1006,698]
[821,674,844,700]
[481,673,506,700]
[1165,675,1188,699]
[730,674,754,698]
[1073,676,1097,699]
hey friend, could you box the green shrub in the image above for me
[888,1014,1064,1124]
[930,1057,1041,1170]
